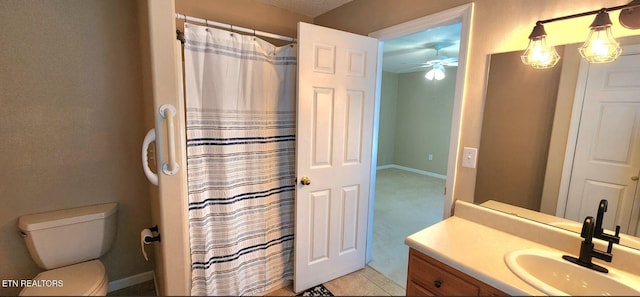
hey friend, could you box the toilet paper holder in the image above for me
[144,225,161,243]
[144,234,161,243]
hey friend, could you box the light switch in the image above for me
[462,147,478,168]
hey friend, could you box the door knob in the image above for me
[632,176,639,181]
[300,176,311,185]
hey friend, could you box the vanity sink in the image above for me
[505,249,640,296]
[550,221,640,249]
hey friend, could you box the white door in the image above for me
[295,22,378,292]
[564,53,640,234]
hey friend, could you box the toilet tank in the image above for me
[18,203,118,270]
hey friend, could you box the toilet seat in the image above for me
[19,260,108,296]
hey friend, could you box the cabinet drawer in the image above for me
[406,280,435,296]
[408,249,480,296]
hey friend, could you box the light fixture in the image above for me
[521,22,560,69]
[522,1,640,69]
[579,9,622,63]
[425,63,446,80]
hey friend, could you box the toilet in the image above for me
[18,203,118,296]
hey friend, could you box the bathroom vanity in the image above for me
[406,248,506,296]
[404,200,640,296]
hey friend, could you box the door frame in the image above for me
[366,3,474,262]
[146,0,192,295]
[556,44,640,218]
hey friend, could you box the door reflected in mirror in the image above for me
[476,35,640,250]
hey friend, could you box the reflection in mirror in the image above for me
[475,35,640,250]
[481,200,640,250]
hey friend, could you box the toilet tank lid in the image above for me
[19,203,118,232]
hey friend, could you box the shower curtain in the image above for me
[183,23,297,296]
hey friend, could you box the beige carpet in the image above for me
[369,167,445,288]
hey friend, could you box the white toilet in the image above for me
[18,203,118,296]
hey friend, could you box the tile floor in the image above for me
[369,168,445,288]
[267,265,405,296]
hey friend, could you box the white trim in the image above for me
[376,164,394,170]
[147,1,192,294]
[107,270,155,293]
[365,3,474,264]
[555,59,589,217]
[555,44,640,217]
[377,164,447,180]
[368,3,474,220]
[366,41,384,264]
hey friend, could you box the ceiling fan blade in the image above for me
[400,61,435,66]
[442,57,458,63]
[405,65,430,71]
[444,62,458,67]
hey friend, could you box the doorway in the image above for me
[366,3,474,288]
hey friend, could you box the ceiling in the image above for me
[255,0,354,18]
[256,0,461,74]
[383,22,461,73]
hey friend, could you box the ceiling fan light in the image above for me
[579,10,622,63]
[521,23,560,69]
[425,64,446,80]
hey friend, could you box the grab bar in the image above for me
[142,128,158,185]
[160,104,179,175]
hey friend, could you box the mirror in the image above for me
[475,35,640,250]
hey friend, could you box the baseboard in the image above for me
[376,164,395,170]
[107,270,155,293]
[377,164,446,180]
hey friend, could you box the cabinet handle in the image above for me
[434,280,442,288]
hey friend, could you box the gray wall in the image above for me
[377,71,399,166]
[377,69,456,176]
[0,1,153,295]
[474,50,563,211]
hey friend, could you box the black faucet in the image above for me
[594,199,621,244]
[562,216,612,273]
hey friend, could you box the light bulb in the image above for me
[521,23,560,69]
[578,11,622,63]
[425,64,446,80]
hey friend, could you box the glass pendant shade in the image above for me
[425,64,446,80]
[521,23,560,69]
[578,10,622,63]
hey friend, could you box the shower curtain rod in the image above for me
[175,13,296,43]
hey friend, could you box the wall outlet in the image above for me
[462,147,478,168]
[428,154,433,161]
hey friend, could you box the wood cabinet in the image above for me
[406,248,508,296]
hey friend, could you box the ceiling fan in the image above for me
[407,47,459,71]
[409,47,458,80]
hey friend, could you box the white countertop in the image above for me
[405,216,549,295]
[405,201,640,296]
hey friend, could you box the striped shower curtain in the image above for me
[183,23,296,296]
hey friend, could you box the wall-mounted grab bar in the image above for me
[142,128,159,185]
[160,104,179,175]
